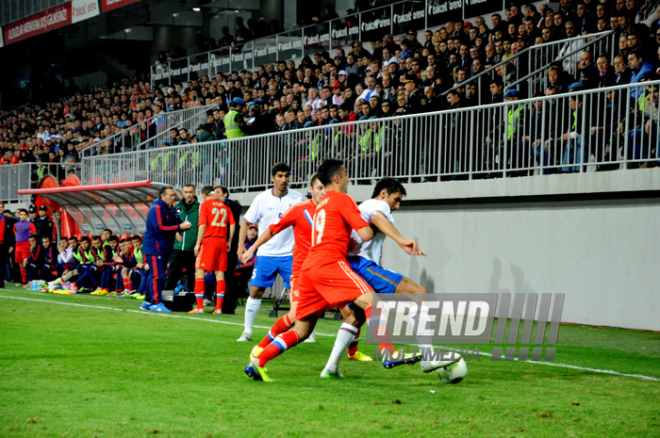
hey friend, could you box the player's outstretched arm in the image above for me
[240,228,274,264]
[370,211,426,256]
[237,220,249,258]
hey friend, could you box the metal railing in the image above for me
[80,105,214,158]
[442,30,616,105]
[0,162,80,203]
[506,31,616,98]
[151,0,498,87]
[81,81,660,192]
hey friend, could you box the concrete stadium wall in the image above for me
[232,169,660,331]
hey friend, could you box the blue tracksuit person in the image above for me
[141,188,191,312]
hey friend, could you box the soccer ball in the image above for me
[436,358,468,384]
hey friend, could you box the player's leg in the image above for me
[212,270,225,314]
[340,305,371,361]
[141,258,155,309]
[149,255,170,312]
[190,267,207,313]
[322,292,375,377]
[246,313,319,382]
[239,255,277,341]
[252,274,298,359]
[394,277,428,294]
[212,241,228,315]
[98,266,112,295]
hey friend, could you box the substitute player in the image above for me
[241,174,346,358]
[236,162,305,341]
[246,159,382,381]
[14,209,36,285]
[189,185,235,315]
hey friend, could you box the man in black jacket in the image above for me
[217,185,242,314]
[0,202,16,289]
[33,206,54,243]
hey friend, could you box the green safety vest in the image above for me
[223,110,245,139]
[375,126,395,153]
[359,129,376,152]
[507,106,522,140]
[308,133,323,159]
[151,150,176,171]
[150,155,161,172]
[134,247,143,265]
[179,150,199,169]
[37,166,48,180]
[75,247,95,264]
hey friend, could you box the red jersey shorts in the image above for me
[296,260,372,320]
[15,241,30,264]
[195,238,228,272]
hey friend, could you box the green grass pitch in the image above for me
[0,285,658,437]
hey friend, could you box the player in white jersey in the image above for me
[236,162,306,342]
[330,178,459,373]
[346,178,427,295]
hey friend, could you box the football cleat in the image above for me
[67,283,79,293]
[212,308,223,315]
[245,360,272,382]
[189,307,205,314]
[90,288,103,296]
[250,346,263,362]
[320,367,345,378]
[150,303,172,313]
[303,332,316,343]
[383,350,422,369]
[140,301,153,311]
[237,332,253,342]
[58,289,73,295]
[348,351,373,361]
[132,293,146,300]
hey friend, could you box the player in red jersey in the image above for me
[246,159,397,381]
[241,174,372,362]
[190,185,235,315]
[240,174,325,357]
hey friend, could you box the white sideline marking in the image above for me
[1,293,659,382]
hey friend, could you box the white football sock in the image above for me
[243,297,262,333]
[324,323,358,372]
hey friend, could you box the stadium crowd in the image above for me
[2,0,660,181]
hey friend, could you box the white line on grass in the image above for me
[1,293,659,382]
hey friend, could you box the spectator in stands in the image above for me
[629,49,655,98]
[597,56,617,87]
[613,54,633,84]
[577,51,600,88]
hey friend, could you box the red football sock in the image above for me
[215,279,226,310]
[123,278,133,291]
[256,329,299,367]
[258,314,293,349]
[348,327,361,356]
[365,305,394,353]
[194,277,205,309]
[19,267,27,283]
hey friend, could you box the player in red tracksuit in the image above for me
[14,209,36,284]
[246,159,393,382]
[190,185,235,315]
